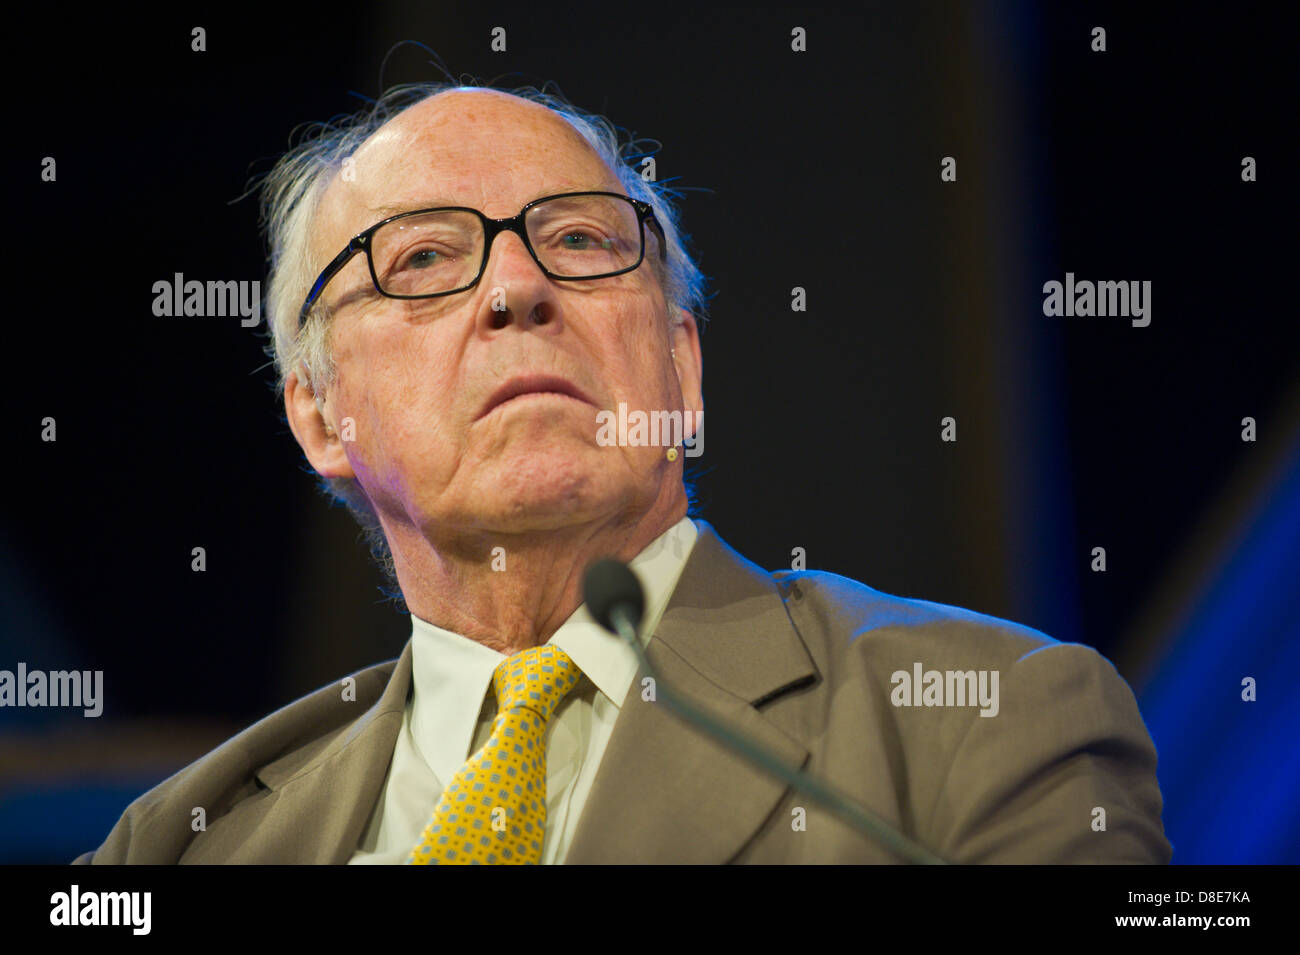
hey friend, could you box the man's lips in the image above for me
[477,374,596,420]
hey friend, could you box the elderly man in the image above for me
[74,83,1171,864]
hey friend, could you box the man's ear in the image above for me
[284,368,356,479]
[670,309,704,423]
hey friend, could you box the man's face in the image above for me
[294,90,702,542]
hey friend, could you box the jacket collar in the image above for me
[245,641,411,863]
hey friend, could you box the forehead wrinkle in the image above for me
[362,95,618,196]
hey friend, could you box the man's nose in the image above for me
[478,227,560,331]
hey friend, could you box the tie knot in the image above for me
[491,644,582,722]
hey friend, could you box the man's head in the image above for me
[260,84,708,596]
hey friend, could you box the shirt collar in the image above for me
[408,516,699,786]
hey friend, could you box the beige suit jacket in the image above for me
[73,521,1171,864]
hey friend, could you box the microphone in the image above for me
[583,557,645,645]
[583,557,948,865]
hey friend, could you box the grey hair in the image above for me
[257,81,711,601]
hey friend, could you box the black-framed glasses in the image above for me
[297,190,666,326]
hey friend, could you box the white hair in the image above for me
[256,82,710,599]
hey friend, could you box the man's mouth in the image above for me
[477,375,596,420]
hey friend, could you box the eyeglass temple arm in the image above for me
[298,238,367,324]
[645,213,667,260]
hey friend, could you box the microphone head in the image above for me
[583,558,645,635]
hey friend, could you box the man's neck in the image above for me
[388,498,688,655]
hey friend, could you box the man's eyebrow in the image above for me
[366,200,461,217]
[365,190,615,220]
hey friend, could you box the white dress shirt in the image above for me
[348,516,699,864]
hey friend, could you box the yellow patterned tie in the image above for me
[406,644,583,865]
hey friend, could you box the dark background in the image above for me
[3,2,1296,863]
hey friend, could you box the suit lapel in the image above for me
[565,521,817,863]
[192,639,415,864]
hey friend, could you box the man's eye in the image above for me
[403,248,443,269]
[560,231,609,251]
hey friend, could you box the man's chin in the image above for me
[444,451,627,530]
